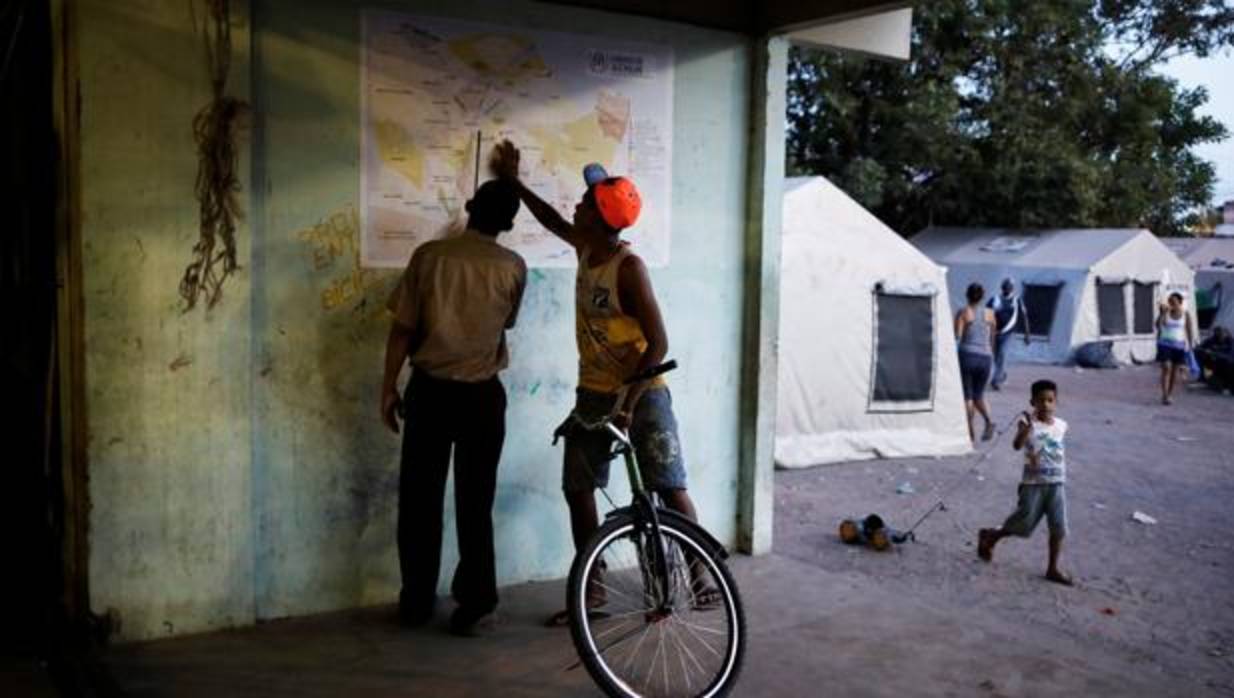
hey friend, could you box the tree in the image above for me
[787,0,1233,236]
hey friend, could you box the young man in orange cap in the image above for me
[490,140,712,624]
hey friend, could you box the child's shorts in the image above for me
[1001,483,1067,539]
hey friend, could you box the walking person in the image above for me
[380,179,527,636]
[956,282,997,442]
[987,278,1031,390]
[1156,291,1195,405]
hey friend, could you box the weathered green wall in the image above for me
[81,1,255,639]
[82,0,753,640]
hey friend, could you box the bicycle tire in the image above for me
[567,512,746,698]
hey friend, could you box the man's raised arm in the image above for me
[491,140,583,248]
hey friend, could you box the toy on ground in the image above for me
[838,514,913,551]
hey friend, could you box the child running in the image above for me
[977,379,1073,586]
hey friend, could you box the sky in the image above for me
[1158,48,1234,207]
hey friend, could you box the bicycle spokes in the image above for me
[576,521,741,697]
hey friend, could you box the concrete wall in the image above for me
[80,0,256,639]
[80,0,753,640]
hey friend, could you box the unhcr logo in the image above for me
[587,50,647,77]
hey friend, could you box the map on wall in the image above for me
[360,11,674,268]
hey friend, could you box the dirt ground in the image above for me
[775,363,1234,697]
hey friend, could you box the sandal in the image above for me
[544,608,610,628]
[586,571,607,608]
[691,585,723,611]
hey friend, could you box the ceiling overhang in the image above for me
[542,1,913,37]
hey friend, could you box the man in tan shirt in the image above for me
[381,179,526,636]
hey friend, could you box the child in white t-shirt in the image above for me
[977,379,1073,586]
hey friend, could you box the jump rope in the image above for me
[896,410,1028,542]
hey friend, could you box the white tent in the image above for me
[913,227,1196,364]
[775,178,971,469]
[1164,237,1234,334]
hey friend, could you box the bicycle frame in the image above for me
[601,501,729,561]
[558,361,746,696]
[556,359,724,613]
[599,426,729,617]
[599,426,674,611]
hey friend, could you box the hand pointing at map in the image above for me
[491,140,521,181]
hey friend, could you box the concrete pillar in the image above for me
[737,36,786,555]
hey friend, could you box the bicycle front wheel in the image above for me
[567,512,746,698]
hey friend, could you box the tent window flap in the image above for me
[871,293,934,404]
[1197,282,1222,331]
[1020,283,1063,338]
[1098,281,1128,336]
[1133,282,1157,335]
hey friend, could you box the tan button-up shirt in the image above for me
[387,230,527,382]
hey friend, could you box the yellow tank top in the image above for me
[575,244,666,394]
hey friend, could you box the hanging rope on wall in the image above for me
[180,0,248,311]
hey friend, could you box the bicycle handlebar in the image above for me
[551,359,678,448]
[553,412,630,447]
[622,359,677,386]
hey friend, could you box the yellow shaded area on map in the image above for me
[448,33,551,85]
[445,130,480,201]
[529,109,620,176]
[373,119,425,188]
[596,91,631,141]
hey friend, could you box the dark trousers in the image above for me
[992,331,1012,387]
[398,370,506,617]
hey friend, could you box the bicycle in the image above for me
[553,360,746,698]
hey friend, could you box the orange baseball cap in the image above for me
[583,163,641,230]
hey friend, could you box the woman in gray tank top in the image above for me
[955,282,997,442]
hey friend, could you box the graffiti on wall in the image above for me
[296,205,390,312]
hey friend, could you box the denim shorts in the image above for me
[1001,484,1068,539]
[562,386,688,493]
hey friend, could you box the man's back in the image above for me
[380,177,526,633]
[388,231,526,382]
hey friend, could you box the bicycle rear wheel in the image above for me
[567,512,746,697]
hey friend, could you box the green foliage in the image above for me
[787,0,1232,236]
